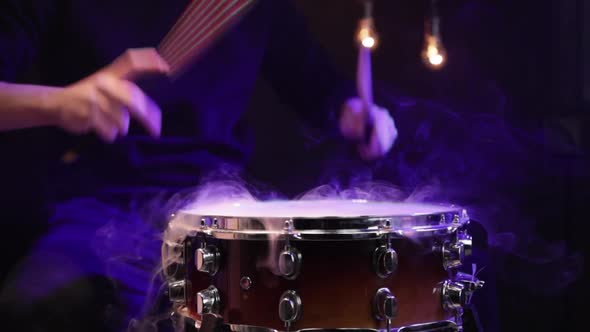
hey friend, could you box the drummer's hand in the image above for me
[45,48,169,142]
[339,97,397,160]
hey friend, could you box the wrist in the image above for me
[0,82,65,131]
[39,86,64,127]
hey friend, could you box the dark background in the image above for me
[244,0,587,331]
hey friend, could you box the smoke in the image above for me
[296,180,413,202]
[371,89,585,297]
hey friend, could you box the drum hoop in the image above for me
[228,322,460,332]
[170,208,469,240]
[229,321,460,332]
[187,318,460,332]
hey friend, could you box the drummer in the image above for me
[0,0,396,331]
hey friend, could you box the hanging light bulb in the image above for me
[356,0,379,50]
[422,34,446,68]
[422,0,447,69]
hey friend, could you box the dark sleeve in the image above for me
[261,0,356,134]
[0,0,57,82]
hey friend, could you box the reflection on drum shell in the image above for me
[182,235,451,330]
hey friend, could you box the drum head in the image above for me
[170,199,469,240]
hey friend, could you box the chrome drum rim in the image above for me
[168,200,469,240]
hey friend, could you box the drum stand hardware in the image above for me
[373,288,399,332]
[456,230,472,257]
[278,290,302,331]
[432,225,483,331]
[440,280,467,311]
[439,271,485,331]
[440,240,465,270]
[197,285,221,315]
[197,244,221,276]
[373,236,398,278]
[453,271,485,307]
[454,272,484,293]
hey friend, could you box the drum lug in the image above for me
[457,229,473,257]
[373,287,398,320]
[164,239,191,305]
[196,244,220,276]
[162,237,191,281]
[374,287,398,332]
[168,279,189,304]
[278,245,302,280]
[433,225,474,271]
[441,279,467,311]
[373,244,398,278]
[197,285,221,315]
[278,290,302,329]
[433,240,464,271]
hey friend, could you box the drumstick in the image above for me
[158,0,257,77]
[356,1,377,142]
[161,0,230,68]
[158,0,213,54]
[357,44,375,120]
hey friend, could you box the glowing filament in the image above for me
[362,35,375,49]
[357,18,378,50]
[422,35,446,69]
[422,0,446,70]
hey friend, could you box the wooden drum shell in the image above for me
[183,235,451,331]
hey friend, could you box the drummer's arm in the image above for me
[0,1,166,138]
[260,1,397,159]
[0,83,65,131]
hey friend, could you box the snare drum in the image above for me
[162,199,484,332]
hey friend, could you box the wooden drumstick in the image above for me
[357,44,375,122]
[356,1,377,142]
[158,0,257,78]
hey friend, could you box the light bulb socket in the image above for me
[363,0,374,18]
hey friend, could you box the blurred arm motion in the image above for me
[0,0,396,157]
[0,48,169,141]
[261,0,397,160]
[340,1,397,160]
